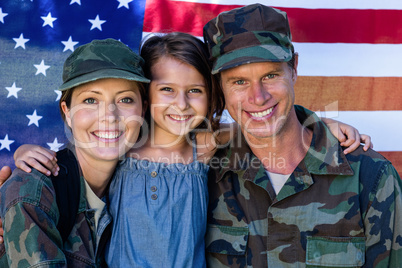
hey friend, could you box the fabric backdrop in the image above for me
[0,0,401,176]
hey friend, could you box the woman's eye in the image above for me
[84,98,96,104]
[120,97,133,103]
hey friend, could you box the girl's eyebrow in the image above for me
[153,81,206,88]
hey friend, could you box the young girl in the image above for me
[0,38,149,267]
[9,33,371,267]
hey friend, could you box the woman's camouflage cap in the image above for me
[203,4,294,74]
[59,38,150,91]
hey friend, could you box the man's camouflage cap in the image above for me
[203,4,294,74]
[59,38,150,91]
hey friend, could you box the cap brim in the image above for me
[212,45,293,75]
[59,69,150,91]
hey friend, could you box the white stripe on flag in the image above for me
[315,111,402,152]
[294,43,402,77]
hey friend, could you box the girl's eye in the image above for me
[189,88,202,93]
[161,87,173,92]
[120,97,133,103]
[84,98,96,104]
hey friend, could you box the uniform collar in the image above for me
[215,106,354,183]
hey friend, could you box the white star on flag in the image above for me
[26,110,43,127]
[0,8,8,23]
[61,36,79,52]
[0,135,15,151]
[34,60,50,76]
[89,15,106,31]
[70,0,81,5]
[13,33,29,49]
[117,0,133,9]
[47,138,64,152]
[41,12,57,28]
[54,90,62,101]
[6,82,22,98]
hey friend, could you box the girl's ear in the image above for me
[61,101,72,128]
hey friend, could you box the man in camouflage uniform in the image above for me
[203,4,402,267]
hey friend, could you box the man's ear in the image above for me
[292,53,299,82]
[61,101,72,128]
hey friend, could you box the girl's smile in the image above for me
[148,56,208,140]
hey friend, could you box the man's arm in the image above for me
[364,162,402,266]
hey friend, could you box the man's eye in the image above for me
[266,74,276,79]
[84,98,96,104]
[235,80,245,85]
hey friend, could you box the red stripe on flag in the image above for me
[143,0,402,44]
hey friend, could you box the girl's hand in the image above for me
[0,166,12,187]
[322,118,373,155]
[14,145,59,176]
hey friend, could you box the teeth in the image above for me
[169,115,191,121]
[250,107,273,118]
[94,131,122,139]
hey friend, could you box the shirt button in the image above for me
[151,194,158,200]
[150,186,157,192]
[151,171,157,177]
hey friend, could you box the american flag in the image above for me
[1,0,401,176]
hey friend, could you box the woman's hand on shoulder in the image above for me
[14,144,59,176]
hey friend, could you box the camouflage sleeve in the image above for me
[364,162,402,267]
[0,169,67,267]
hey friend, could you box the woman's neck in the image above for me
[74,149,118,198]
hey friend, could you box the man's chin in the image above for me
[243,128,275,139]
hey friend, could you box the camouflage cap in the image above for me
[59,38,150,91]
[203,4,294,74]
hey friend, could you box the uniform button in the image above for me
[151,186,157,192]
[151,194,158,200]
[151,171,157,177]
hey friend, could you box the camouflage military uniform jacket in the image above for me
[0,165,112,267]
[206,106,402,267]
